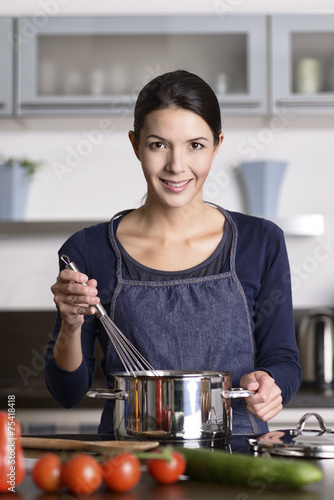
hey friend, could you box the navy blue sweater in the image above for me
[45,210,302,414]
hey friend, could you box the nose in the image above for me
[165,148,185,174]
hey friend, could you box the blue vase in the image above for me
[0,162,30,220]
[239,160,288,217]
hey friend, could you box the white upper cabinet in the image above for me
[16,15,267,116]
[271,15,334,115]
[0,18,13,116]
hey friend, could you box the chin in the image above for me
[163,197,201,210]
[149,185,203,209]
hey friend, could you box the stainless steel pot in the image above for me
[87,370,253,445]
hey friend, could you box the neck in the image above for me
[138,197,212,239]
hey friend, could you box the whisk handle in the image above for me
[60,254,107,319]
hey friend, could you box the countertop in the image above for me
[2,381,334,409]
[11,435,334,500]
[286,386,334,409]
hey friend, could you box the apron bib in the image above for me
[99,207,268,436]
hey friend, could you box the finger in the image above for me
[59,268,89,284]
[62,289,100,309]
[86,278,98,288]
[65,280,98,296]
[247,391,282,413]
[245,382,281,410]
[74,305,97,316]
[52,285,100,316]
[53,287,99,307]
[247,378,277,404]
[246,393,283,421]
[248,398,283,421]
[240,373,259,390]
[57,301,97,321]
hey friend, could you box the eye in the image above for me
[150,141,166,150]
[189,142,203,150]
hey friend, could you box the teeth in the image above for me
[165,180,189,187]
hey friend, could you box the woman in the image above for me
[46,70,302,436]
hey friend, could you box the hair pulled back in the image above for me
[133,70,222,145]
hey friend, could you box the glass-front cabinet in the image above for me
[0,18,13,116]
[271,15,334,114]
[17,16,267,116]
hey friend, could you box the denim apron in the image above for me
[98,207,269,436]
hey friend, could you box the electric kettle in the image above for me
[298,309,334,388]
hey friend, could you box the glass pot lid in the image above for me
[247,412,334,458]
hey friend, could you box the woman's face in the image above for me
[129,107,223,210]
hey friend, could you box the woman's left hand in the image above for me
[240,370,283,421]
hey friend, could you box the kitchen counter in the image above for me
[287,386,334,408]
[12,436,334,500]
[3,382,334,408]
[16,464,333,500]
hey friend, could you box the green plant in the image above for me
[0,154,43,177]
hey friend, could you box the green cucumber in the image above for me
[175,447,323,489]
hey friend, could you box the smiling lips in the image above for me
[161,179,192,192]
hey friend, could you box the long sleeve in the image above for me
[44,310,97,408]
[233,212,302,406]
[44,221,117,408]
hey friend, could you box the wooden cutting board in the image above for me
[21,436,159,452]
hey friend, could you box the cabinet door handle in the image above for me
[218,98,262,108]
[20,103,133,109]
[277,98,334,107]
[19,97,263,110]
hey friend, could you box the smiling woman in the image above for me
[45,70,302,439]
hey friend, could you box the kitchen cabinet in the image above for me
[271,15,334,115]
[0,18,13,116]
[17,15,267,116]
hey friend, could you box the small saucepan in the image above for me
[87,370,253,446]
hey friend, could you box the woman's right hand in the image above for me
[51,269,100,330]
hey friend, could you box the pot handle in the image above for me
[222,388,254,398]
[87,388,129,401]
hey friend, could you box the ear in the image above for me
[128,131,141,161]
[212,132,224,160]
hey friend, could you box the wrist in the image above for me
[61,321,82,338]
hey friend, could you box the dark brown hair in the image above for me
[133,70,222,145]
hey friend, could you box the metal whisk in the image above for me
[61,255,157,377]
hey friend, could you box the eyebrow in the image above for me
[145,134,209,142]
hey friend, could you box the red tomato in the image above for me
[102,453,141,493]
[147,451,186,485]
[32,453,62,493]
[62,454,102,495]
[0,412,25,492]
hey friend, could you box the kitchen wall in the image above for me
[1,0,334,311]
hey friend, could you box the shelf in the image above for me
[0,220,104,237]
[0,215,324,238]
[276,96,334,108]
[272,214,324,236]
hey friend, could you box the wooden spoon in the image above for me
[21,436,159,452]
